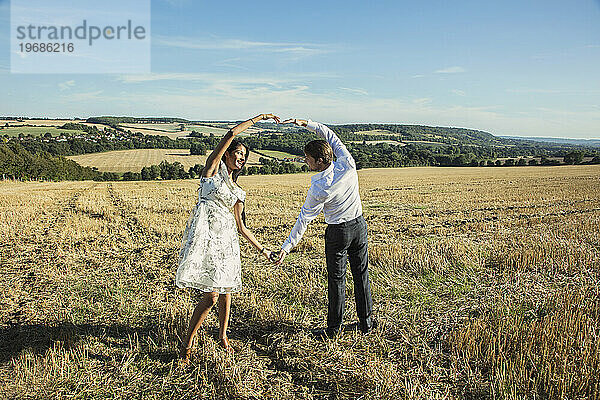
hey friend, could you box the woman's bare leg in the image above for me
[218,293,232,347]
[182,292,218,349]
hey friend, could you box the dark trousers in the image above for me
[325,215,373,332]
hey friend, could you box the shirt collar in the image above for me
[311,162,334,182]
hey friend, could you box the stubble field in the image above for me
[0,166,599,399]
[66,148,265,173]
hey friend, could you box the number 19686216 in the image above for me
[19,43,74,52]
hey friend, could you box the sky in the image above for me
[0,0,599,138]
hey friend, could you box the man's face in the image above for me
[304,153,320,171]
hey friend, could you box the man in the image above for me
[274,118,375,339]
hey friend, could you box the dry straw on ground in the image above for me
[1,166,599,399]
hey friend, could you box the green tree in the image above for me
[141,166,151,180]
[149,165,160,179]
[564,151,583,165]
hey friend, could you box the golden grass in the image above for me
[66,148,265,173]
[1,165,599,399]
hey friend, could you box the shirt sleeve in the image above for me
[281,188,324,253]
[305,119,354,163]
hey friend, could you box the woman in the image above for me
[176,113,279,360]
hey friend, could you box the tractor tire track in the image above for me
[2,183,99,327]
[105,183,177,282]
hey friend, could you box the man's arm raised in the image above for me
[282,118,352,161]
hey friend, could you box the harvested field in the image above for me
[66,148,264,173]
[0,119,110,132]
[1,166,599,399]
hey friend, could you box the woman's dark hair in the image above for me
[222,139,249,224]
[222,139,250,183]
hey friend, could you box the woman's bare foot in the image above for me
[179,345,192,364]
[219,337,233,353]
[179,335,195,365]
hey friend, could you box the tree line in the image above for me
[3,120,599,182]
[0,142,310,182]
[1,142,100,181]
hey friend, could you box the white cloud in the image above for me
[116,72,338,87]
[452,89,466,96]
[154,35,331,58]
[507,88,600,95]
[11,71,599,138]
[61,90,104,102]
[435,66,466,74]
[411,74,425,79]
[339,87,368,95]
[212,58,248,70]
[412,98,432,105]
[59,80,75,90]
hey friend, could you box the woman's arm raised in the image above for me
[202,113,280,178]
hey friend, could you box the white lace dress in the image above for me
[176,161,246,293]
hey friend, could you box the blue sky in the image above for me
[1,0,599,138]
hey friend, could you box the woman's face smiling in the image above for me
[225,145,247,171]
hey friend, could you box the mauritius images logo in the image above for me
[11,0,150,73]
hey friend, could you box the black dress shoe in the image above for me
[311,327,339,341]
[363,318,378,334]
[344,319,378,334]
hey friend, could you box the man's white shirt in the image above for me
[281,120,363,254]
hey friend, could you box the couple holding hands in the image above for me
[175,114,375,361]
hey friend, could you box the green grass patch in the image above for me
[0,126,83,137]
[185,125,230,135]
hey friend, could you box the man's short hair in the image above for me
[304,140,333,164]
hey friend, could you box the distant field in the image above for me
[186,124,264,137]
[355,129,395,136]
[66,148,264,172]
[120,123,258,139]
[0,119,109,131]
[349,140,406,146]
[121,123,182,132]
[256,149,304,166]
[185,125,230,135]
[257,149,301,159]
[0,119,73,126]
[403,140,447,146]
[0,126,84,137]
[120,124,191,139]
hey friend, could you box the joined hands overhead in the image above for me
[281,118,308,127]
[253,113,281,124]
[252,115,307,127]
